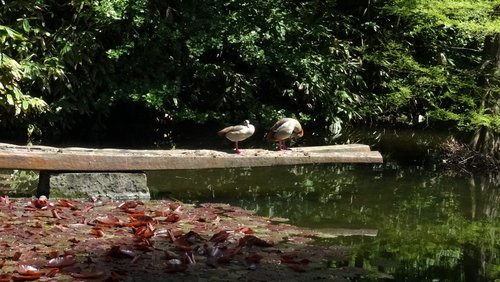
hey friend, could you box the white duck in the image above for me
[218,120,255,154]
[265,118,304,151]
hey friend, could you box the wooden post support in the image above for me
[36,170,51,197]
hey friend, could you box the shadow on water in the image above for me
[147,126,499,281]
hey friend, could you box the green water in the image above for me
[146,127,499,281]
[1,127,499,281]
[147,164,499,281]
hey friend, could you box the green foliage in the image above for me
[359,0,499,146]
[0,0,498,152]
[0,25,49,117]
[4,170,38,196]
[386,0,500,35]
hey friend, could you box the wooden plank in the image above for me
[312,228,378,238]
[0,143,383,171]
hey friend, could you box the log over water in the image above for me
[0,143,383,171]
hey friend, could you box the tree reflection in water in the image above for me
[148,164,499,281]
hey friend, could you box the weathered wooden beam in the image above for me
[312,228,378,238]
[0,143,383,171]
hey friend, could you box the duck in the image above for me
[218,120,255,154]
[265,118,304,151]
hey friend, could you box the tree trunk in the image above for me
[470,33,500,159]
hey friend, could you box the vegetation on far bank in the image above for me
[1,0,498,158]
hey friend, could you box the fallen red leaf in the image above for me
[47,250,60,259]
[209,230,230,243]
[118,201,143,210]
[128,213,146,219]
[12,251,22,261]
[127,214,153,225]
[0,274,10,282]
[16,264,43,276]
[164,212,181,223]
[133,222,155,238]
[51,208,63,219]
[83,205,93,213]
[57,199,76,209]
[11,274,43,281]
[126,220,149,228]
[91,227,105,237]
[31,196,49,209]
[154,209,173,217]
[0,195,10,206]
[169,202,182,212]
[45,268,59,277]
[46,255,76,268]
[93,215,123,226]
[238,227,254,234]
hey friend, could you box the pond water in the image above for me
[0,127,498,281]
[146,127,499,281]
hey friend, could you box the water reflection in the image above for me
[147,164,499,281]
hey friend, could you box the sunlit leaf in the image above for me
[107,246,136,259]
[57,199,76,209]
[118,201,143,210]
[91,227,105,237]
[93,215,123,226]
[46,255,76,268]
[16,264,43,276]
[165,259,188,273]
